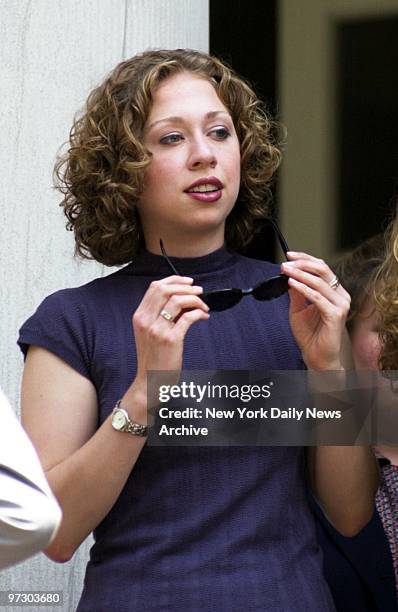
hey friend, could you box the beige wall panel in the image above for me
[0,1,208,610]
[279,0,398,259]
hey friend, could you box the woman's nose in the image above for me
[188,137,217,169]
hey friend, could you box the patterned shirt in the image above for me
[376,461,398,597]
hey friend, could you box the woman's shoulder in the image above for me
[18,265,134,360]
[36,264,134,308]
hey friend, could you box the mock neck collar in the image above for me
[128,244,237,277]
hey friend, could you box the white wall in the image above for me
[0,1,208,609]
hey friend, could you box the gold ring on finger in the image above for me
[329,275,340,290]
[160,309,175,323]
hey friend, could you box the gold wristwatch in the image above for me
[111,400,148,437]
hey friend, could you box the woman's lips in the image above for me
[184,177,224,202]
[185,189,222,202]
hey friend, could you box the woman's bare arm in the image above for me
[307,445,379,537]
[22,346,148,562]
[282,253,379,536]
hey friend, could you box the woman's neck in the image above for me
[144,229,225,258]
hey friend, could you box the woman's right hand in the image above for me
[129,275,210,407]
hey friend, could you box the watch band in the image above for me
[113,400,148,437]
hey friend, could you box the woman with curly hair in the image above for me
[18,49,378,611]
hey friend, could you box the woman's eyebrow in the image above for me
[146,110,231,132]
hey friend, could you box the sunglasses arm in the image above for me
[159,239,196,283]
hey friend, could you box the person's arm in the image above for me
[0,390,62,569]
[306,445,378,536]
[281,253,379,536]
[22,346,148,563]
[22,276,209,562]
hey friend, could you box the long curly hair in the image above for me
[374,212,398,371]
[54,48,281,266]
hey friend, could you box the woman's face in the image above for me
[350,298,381,370]
[137,71,241,251]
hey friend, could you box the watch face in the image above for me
[112,409,127,431]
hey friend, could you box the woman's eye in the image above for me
[210,127,231,140]
[160,133,183,145]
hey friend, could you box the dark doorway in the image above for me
[210,0,279,262]
[336,16,398,250]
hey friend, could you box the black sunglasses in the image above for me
[160,220,290,312]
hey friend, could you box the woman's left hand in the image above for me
[281,252,351,371]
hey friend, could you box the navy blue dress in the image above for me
[19,246,335,611]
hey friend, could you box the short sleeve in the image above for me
[18,289,93,381]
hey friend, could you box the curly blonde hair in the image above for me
[54,48,281,266]
[374,211,398,371]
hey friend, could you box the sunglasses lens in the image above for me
[253,275,289,300]
[202,289,243,312]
